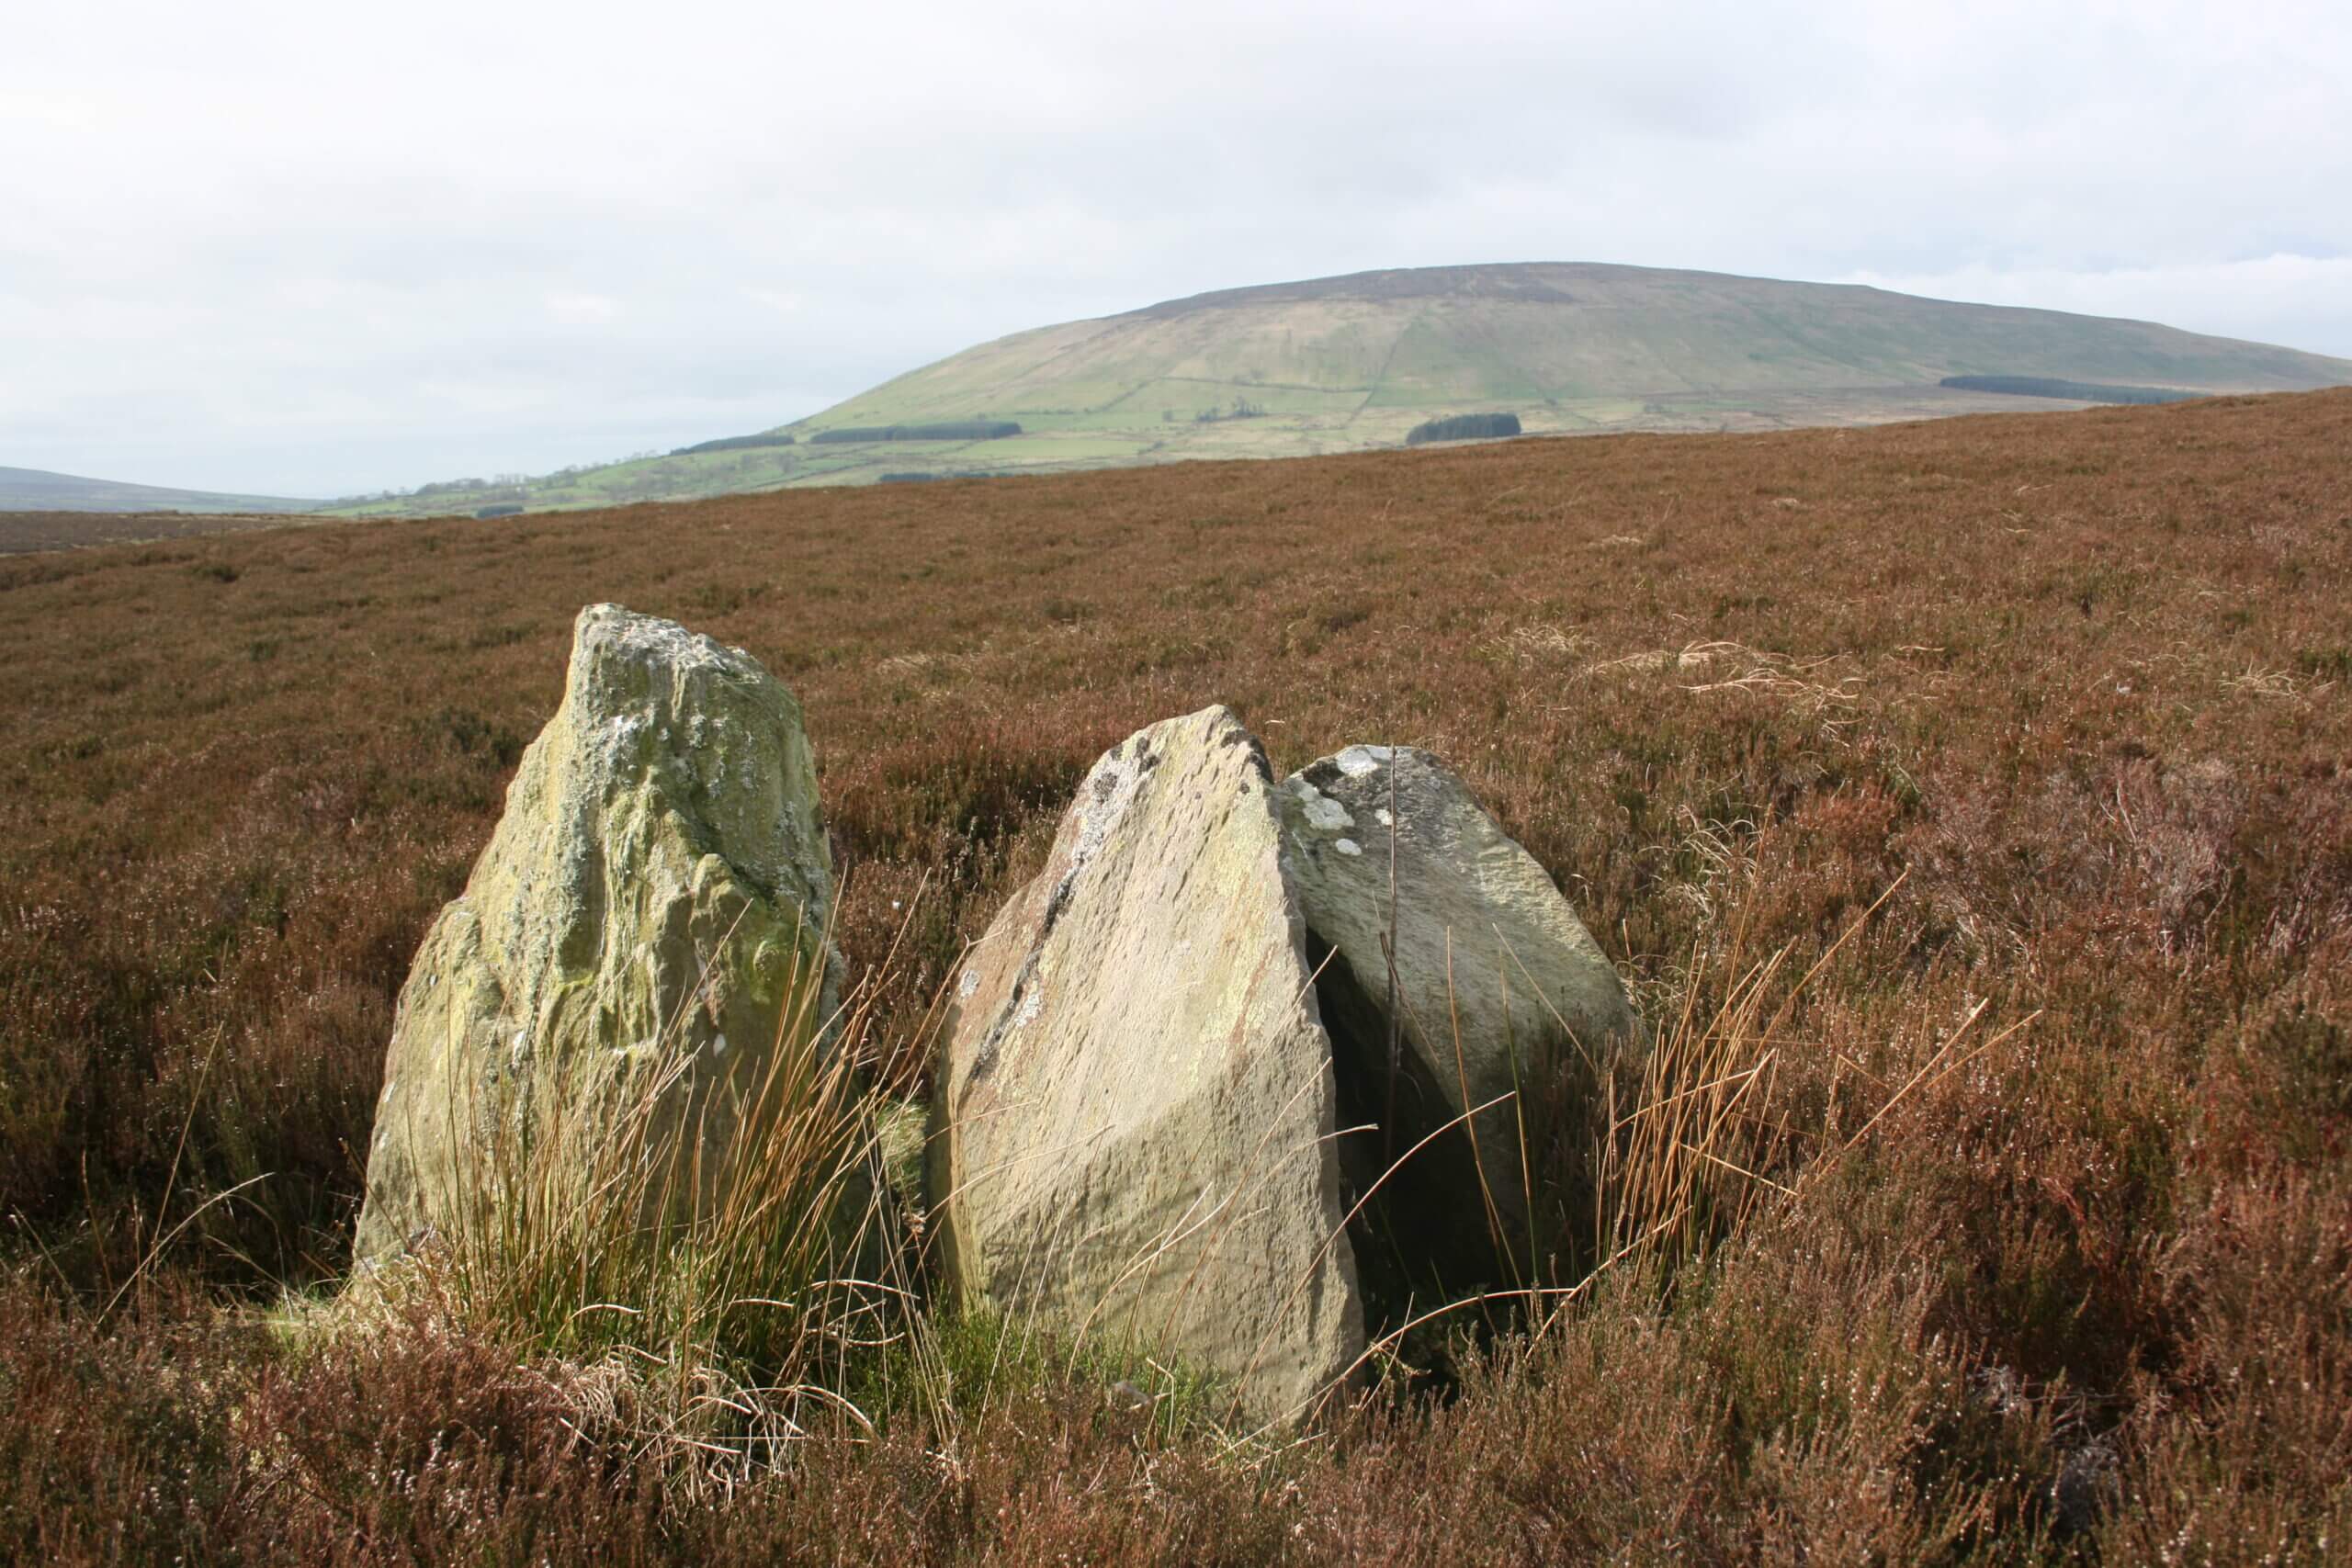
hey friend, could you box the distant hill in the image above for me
[334,263,2352,513]
[0,465,321,514]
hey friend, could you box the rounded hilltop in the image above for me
[761,259,2349,481]
[331,261,2352,515]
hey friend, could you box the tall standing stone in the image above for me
[931,706,1363,1422]
[355,604,841,1264]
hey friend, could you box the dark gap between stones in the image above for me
[1306,928,1517,1382]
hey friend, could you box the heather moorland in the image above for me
[2,389,2346,1562]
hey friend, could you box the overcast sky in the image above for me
[6,0,2346,497]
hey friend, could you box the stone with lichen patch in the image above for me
[1277,745,1639,1278]
[354,604,841,1264]
[931,705,1363,1422]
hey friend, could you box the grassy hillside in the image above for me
[4,389,2347,1560]
[820,262,2351,423]
[0,464,321,514]
[338,263,2352,515]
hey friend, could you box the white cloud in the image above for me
[1,0,2346,494]
[1840,256,2352,359]
[544,292,621,326]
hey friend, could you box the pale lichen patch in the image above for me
[1288,777,1355,832]
[1069,743,1150,874]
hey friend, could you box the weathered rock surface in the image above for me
[1278,745,1640,1277]
[355,604,840,1263]
[932,706,1363,1421]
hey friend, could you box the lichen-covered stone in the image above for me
[354,604,840,1263]
[932,706,1363,1422]
[1278,745,1639,1277]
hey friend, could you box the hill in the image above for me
[339,262,2352,514]
[0,464,321,515]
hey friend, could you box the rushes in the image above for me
[388,895,915,1471]
[1587,945,1792,1276]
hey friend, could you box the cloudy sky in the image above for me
[6,0,2346,497]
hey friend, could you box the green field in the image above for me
[326,263,2352,517]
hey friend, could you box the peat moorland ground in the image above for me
[2,390,2347,1562]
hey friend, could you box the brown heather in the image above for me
[3,390,2349,1562]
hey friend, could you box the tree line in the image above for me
[670,433,798,456]
[810,421,1023,444]
[1940,376,2200,406]
[1406,412,1522,445]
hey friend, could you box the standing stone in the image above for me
[931,706,1363,1422]
[355,604,841,1264]
[1277,745,1639,1280]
